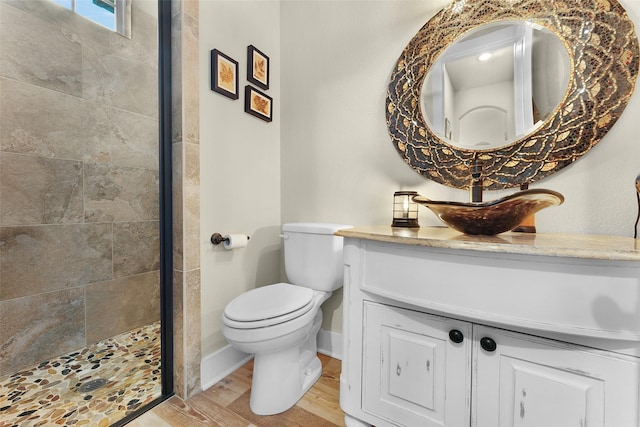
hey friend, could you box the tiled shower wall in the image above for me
[0,0,160,376]
[171,0,201,399]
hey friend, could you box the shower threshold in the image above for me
[0,322,161,426]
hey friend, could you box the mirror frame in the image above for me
[387,0,639,190]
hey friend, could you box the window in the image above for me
[51,0,127,35]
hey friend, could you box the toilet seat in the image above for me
[223,283,315,329]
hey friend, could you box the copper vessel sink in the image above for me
[412,189,564,235]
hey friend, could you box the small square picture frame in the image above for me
[211,49,239,99]
[247,45,269,90]
[244,85,273,122]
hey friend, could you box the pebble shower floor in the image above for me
[0,322,161,426]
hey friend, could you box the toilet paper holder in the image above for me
[210,233,250,245]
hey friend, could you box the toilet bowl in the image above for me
[221,223,352,415]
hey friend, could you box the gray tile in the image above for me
[172,269,185,398]
[2,0,157,66]
[182,12,199,145]
[0,2,82,97]
[113,2,158,65]
[72,1,158,67]
[82,45,158,119]
[0,152,83,226]
[0,288,85,376]
[108,107,159,170]
[184,142,200,271]
[0,78,111,163]
[85,271,160,344]
[84,163,159,222]
[170,8,199,146]
[1,78,159,169]
[113,221,160,278]
[185,269,201,398]
[170,10,183,146]
[183,0,199,20]
[0,224,113,300]
[2,0,82,29]
[172,143,184,270]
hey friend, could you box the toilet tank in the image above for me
[282,223,353,292]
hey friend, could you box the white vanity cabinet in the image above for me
[360,302,640,427]
[362,302,472,427]
[337,226,640,427]
[473,325,640,427]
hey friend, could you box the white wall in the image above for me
[200,0,640,351]
[280,0,451,333]
[200,0,281,357]
[280,0,640,334]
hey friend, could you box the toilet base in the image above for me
[248,311,324,415]
[250,351,322,415]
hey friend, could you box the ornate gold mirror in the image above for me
[387,0,639,190]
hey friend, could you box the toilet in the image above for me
[222,222,352,415]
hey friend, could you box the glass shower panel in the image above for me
[0,0,164,424]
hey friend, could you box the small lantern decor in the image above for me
[391,191,420,228]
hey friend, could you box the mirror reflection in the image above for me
[421,21,571,150]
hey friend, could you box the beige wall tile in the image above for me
[171,11,184,146]
[2,0,82,28]
[129,3,160,64]
[0,2,82,96]
[184,142,200,272]
[172,142,184,270]
[185,269,201,397]
[0,287,85,375]
[173,268,201,399]
[84,164,159,223]
[108,107,159,170]
[183,0,198,20]
[171,0,201,398]
[0,152,83,226]
[182,12,199,145]
[0,78,111,163]
[113,221,160,278]
[172,269,185,398]
[82,46,158,119]
[85,271,160,344]
[0,78,158,169]
[0,224,112,300]
[80,1,158,67]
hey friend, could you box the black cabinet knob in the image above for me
[449,329,464,343]
[480,337,497,352]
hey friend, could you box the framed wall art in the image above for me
[247,45,269,90]
[211,49,239,99]
[244,85,272,122]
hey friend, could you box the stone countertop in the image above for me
[335,225,640,262]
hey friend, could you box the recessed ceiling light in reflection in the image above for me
[478,52,492,61]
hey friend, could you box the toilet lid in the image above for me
[224,283,314,324]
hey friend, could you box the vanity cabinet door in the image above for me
[473,325,640,427]
[362,302,472,427]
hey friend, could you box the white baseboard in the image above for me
[317,329,343,360]
[200,329,342,391]
[200,345,253,391]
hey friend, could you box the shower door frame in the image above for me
[112,1,174,424]
[158,0,174,400]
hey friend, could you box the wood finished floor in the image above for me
[127,354,345,427]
